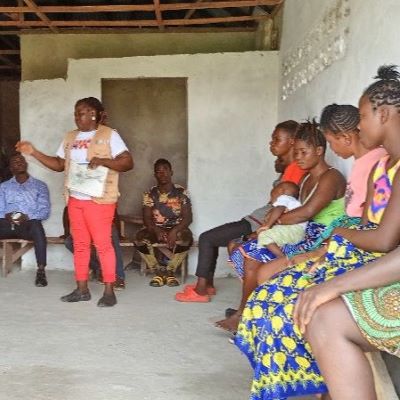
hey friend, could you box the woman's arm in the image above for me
[334,170,400,253]
[294,246,400,333]
[279,169,346,225]
[88,151,133,172]
[16,141,65,172]
[361,168,375,224]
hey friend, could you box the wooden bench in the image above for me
[367,352,399,400]
[0,236,64,277]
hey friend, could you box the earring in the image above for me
[91,116,96,121]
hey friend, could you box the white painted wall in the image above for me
[279,0,400,176]
[20,51,279,276]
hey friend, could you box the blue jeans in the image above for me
[64,225,125,279]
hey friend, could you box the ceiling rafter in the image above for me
[0,14,271,28]
[0,0,282,15]
[153,0,164,30]
[0,0,284,80]
[22,0,58,33]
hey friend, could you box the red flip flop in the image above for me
[175,286,210,303]
[184,284,217,296]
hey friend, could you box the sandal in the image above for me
[149,275,165,287]
[175,286,210,303]
[166,275,180,287]
[184,283,216,296]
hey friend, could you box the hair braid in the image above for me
[364,65,400,112]
[319,104,360,134]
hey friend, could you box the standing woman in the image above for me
[17,97,133,307]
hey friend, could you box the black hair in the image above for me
[319,104,360,134]
[154,158,172,171]
[275,120,300,138]
[295,120,327,153]
[363,65,400,112]
[75,97,105,122]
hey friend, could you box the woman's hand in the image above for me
[293,282,340,334]
[16,141,35,155]
[88,157,107,169]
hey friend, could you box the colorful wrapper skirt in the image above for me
[343,281,400,357]
[235,223,382,400]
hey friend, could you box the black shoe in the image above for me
[225,308,238,318]
[60,289,91,303]
[35,269,48,287]
[97,292,117,307]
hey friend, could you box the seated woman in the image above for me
[234,66,400,400]
[294,246,400,400]
[217,120,347,332]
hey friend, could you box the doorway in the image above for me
[102,78,188,217]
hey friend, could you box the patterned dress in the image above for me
[235,155,400,400]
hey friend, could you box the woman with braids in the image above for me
[217,121,347,333]
[16,97,133,307]
[235,67,400,400]
[292,66,400,400]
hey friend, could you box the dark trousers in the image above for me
[0,218,47,266]
[64,225,125,279]
[196,219,252,280]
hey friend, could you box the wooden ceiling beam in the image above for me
[0,1,282,14]
[184,0,206,19]
[22,0,58,33]
[0,55,17,67]
[0,13,270,27]
[153,0,164,30]
[0,50,20,55]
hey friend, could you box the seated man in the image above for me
[0,153,50,286]
[135,158,193,287]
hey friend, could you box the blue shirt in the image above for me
[0,176,50,221]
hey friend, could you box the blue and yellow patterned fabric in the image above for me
[235,224,382,400]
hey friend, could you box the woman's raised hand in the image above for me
[16,141,35,155]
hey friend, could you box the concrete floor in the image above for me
[0,268,315,400]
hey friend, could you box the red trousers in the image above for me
[68,198,116,283]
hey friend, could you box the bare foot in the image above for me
[215,313,241,333]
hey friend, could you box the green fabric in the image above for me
[312,197,345,226]
[343,282,400,356]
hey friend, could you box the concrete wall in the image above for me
[20,51,279,275]
[21,32,256,81]
[279,0,400,176]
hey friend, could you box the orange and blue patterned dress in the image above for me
[235,155,400,400]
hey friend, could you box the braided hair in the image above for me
[75,97,105,122]
[363,65,400,112]
[319,104,360,134]
[295,120,326,153]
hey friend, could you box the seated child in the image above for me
[256,181,306,258]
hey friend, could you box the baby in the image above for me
[257,181,306,259]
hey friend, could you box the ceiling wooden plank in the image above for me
[153,0,164,30]
[184,0,206,19]
[0,50,20,55]
[0,13,270,27]
[0,0,282,14]
[0,55,17,67]
[22,0,58,33]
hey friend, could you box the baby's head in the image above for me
[270,181,299,203]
